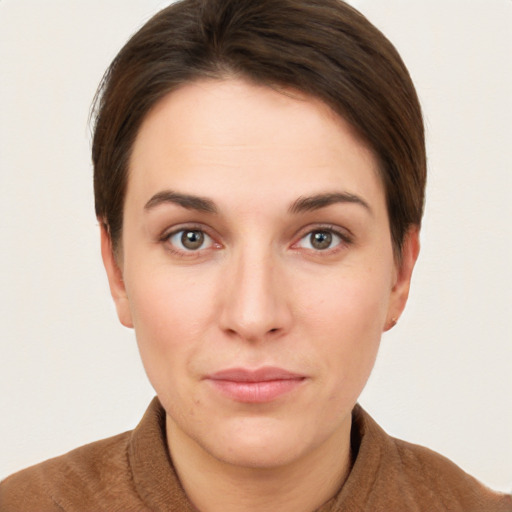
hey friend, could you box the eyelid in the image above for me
[169,230,214,251]
[160,223,222,255]
[291,224,354,252]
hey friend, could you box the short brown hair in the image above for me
[92,0,426,254]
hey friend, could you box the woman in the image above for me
[1,0,511,510]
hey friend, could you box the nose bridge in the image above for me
[220,240,290,341]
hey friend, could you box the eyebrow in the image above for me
[144,190,371,216]
[144,190,218,214]
[289,192,371,215]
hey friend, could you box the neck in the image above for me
[166,415,353,512]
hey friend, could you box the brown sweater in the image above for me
[1,398,510,511]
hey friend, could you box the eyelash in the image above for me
[159,224,353,257]
[160,224,221,257]
[292,225,353,254]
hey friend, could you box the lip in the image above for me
[205,367,306,403]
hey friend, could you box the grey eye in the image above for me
[310,231,332,250]
[296,230,342,251]
[169,229,212,251]
[182,230,204,250]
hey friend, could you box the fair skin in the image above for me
[101,79,419,512]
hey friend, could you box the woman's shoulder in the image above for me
[344,404,512,511]
[392,435,511,510]
[0,430,145,512]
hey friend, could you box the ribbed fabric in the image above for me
[1,397,511,511]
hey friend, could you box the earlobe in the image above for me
[384,227,420,332]
[99,223,134,328]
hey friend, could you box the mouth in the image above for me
[205,367,307,403]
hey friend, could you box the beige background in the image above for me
[1,0,511,491]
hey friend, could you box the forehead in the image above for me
[127,78,384,212]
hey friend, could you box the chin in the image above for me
[198,416,318,469]
[210,439,304,469]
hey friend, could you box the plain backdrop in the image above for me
[1,0,511,492]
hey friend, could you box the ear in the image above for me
[99,223,134,328]
[384,226,420,332]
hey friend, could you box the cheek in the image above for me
[128,264,214,329]
[299,266,391,389]
[124,268,218,382]
[301,263,391,334]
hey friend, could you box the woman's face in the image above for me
[102,79,417,469]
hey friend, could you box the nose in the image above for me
[219,246,292,343]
